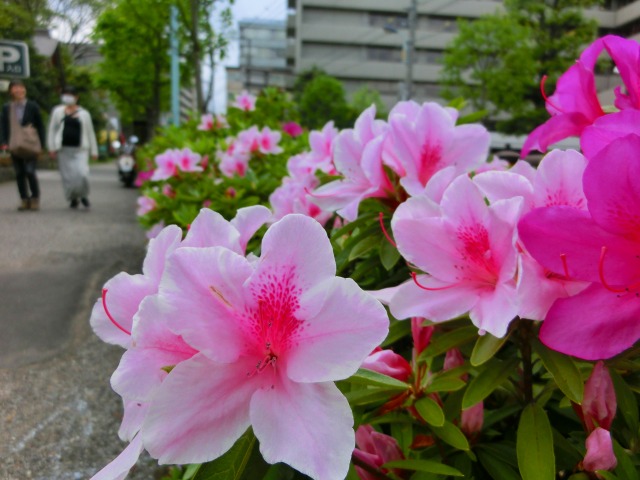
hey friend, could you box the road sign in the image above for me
[0,40,30,78]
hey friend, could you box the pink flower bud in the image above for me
[444,348,465,371]
[583,428,617,472]
[202,199,212,208]
[354,425,404,480]
[461,401,484,436]
[583,361,616,432]
[361,347,412,382]
[411,317,434,358]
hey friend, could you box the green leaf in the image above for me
[381,319,412,347]
[192,428,264,480]
[383,459,464,477]
[344,387,400,406]
[425,376,466,394]
[461,358,518,409]
[348,235,380,261]
[476,449,520,480]
[414,396,445,427]
[610,370,639,435]
[516,403,555,480]
[470,332,509,366]
[347,368,410,391]
[379,235,401,270]
[420,325,479,360]
[532,339,584,404]
[613,439,639,480]
[431,421,470,451]
[594,472,619,480]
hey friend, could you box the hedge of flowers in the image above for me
[91,35,640,480]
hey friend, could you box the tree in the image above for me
[93,0,175,139]
[299,74,354,129]
[49,0,108,63]
[441,0,599,134]
[350,85,387,118]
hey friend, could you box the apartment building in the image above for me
[286,0,640,108]
[227,19,291,98]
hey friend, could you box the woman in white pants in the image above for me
[47,86,98,208]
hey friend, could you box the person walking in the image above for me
[47,86,98,209]
[0,80,46,211]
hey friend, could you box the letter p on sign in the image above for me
[0,41,30,78]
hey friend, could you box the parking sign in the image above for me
[0,40,30,78]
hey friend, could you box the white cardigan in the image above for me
[47,105,98,156]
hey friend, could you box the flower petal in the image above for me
[251,379,354,480]
[230,205,273,252]
[142,225,182,282]
[159,247,252,363]
[287,277,389,383]
[469,281,518,337]
[540,283,640,360]
[90,434,144,480]
[181,208,241,251]
[142,354,259,464]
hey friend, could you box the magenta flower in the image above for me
[137,215,388,479]
[310,106,393,221]
[389,175,521,337]
[136,195,156,216]
[134,169,153,187]
[522,35,640,157]
[282,121,304,137]
[519,134,640,359]
[583,428,617,472]
[237,126,261,153]
[582,362,617,432]
[150,150,179,181]
[232,90,257,111]
[353,425,404,480]
[361,347,412,382]
[176,148,203,173]
[218,149,250,177]
[384,101,490,197]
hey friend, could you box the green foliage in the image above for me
[350,85,387,118]
[298,74,355,129]
[441,0,599,133]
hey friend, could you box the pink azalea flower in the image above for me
[237,126,261,153]
[136,195,156,216]
[269,174,332,225]
[90,207,273,478]
[258,126,283,155]
[581,109,640,159]
[197,113,215,131]
[522,34,640,157]
[282,121,304,137]
[175,148,203,173]
[139,215,389,479]
[582,361,617,432]
[583,428,617,472]
[519,134,640,359]
[218,149,250,177]
[232,90,257,111]
[287,152,316,179]
[310,106,394,221]
[361,347,412,382]
[353,425,404,480]
[146,221,165,240]
[389,175,522,337]
[150,150,179,181]
[384,101,490,197]
[474,150,591,320]
[161,184,174,198]
[307,120,339,174]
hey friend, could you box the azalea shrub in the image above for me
[135,87,307,233]
[91,35,640,480]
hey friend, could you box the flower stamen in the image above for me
[379,212,397,248]
[560,253,570,278]
[101,288,132,336]
[599,246,629,293]
[411,272,462,291]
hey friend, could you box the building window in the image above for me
[367,46,402,62]
[369,12,408,29]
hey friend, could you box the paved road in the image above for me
[0,163,164,479]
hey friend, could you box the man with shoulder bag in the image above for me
[0,80,46,211]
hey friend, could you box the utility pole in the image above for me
[170,5,180,126]
[243,36,253,90]
[405,0,417,101]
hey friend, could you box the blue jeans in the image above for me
[12,155,40,199]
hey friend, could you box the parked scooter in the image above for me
[114,135,139,187]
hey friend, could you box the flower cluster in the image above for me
[92,35,640,480]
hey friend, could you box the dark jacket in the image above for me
[0,100,46,148]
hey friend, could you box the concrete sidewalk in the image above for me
[0,163,165,479]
